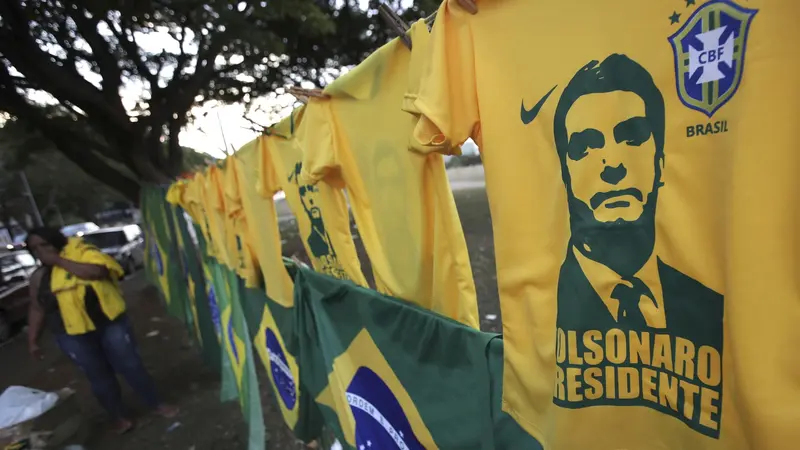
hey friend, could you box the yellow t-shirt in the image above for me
[165,180,186,210]
[262,109,368,286]
[299,25,478,327]
[203,165,230,265]
[412,0,798,449]
[237,137,305,430]
[222,156,261,287]
[164,189,204,342]
[189,171,216,258]
[403,19,443,119]
[168,177,204,233]
[231,136,296,307]
[52,238,127,335]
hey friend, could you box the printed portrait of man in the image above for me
[552,53,724,347]
[289,162,335,259]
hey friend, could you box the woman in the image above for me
[26,227,177,433]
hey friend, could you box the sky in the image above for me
[178,0,417,158]
[19,0,449,159]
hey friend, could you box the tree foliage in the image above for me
[0,0,438,201]
[0,118,210,228]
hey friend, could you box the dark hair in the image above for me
[25,227,68,252]
[553,54,666,170]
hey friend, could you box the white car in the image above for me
[0,252,37,285]
[60,222,100,237]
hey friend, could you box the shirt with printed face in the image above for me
[261,109,368,287]
[297,21,478,328]
[411,0,798,448]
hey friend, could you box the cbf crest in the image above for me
[669,0,757,117]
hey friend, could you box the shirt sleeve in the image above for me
[410,0,481,155]
[223,158,243,220]
[182,178,203,225]
[207,165,226,214]
[76,239,125,279]
[257,136,282,198]
[189,173,209,232]
[165,181,186,207]
[297,99,343,187]
[403,19,431,115]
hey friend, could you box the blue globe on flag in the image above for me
[151,242,164,275]
[346,367,424,450]
[228,319,239,363]
[265,328,297,410]
[208,285,221,335]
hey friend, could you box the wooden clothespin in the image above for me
[425,11,436,26]
[378,3,412,49]
[286,86,329,104]
[424,11,437,29]
[457,0,478,15]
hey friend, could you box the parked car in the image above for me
[0,252,37,342]
[81,225,144,275]
[61,222,100,237]
[4,222,101,251]
[5,234,27,251]
[0,252,37,284]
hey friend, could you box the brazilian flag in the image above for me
[292,267,498,449]
[140,188,163,289]
[211,261,267,450]
[193,228,222,341]
[486,337,544,449]
[239,279,324,442]
[194,232,237,402]
[167,204,201,342]
[140,186,190,322]
[170,208,222,370]
[141,190,172,304]
[162,199,197,330]
[140,189,158,286]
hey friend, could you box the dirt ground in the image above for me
[0,170,498,450]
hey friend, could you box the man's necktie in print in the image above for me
[611,277,658,328]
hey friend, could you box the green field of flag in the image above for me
[292,267,499,449]
[214,262,267,450]
[240,278,324,442]
[140,186,190,322]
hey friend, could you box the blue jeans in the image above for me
[55,315,160,419]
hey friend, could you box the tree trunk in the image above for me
[130,148,173,184]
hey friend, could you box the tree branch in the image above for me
[0,63,140,198]
[142,29,230,137]
[0,86,100,153]
[107,18,158,88]
[168,25,191,81]
[166,118,184,174]
[0,2,129,130]
[0,92,140,200]
[71,11,125,104]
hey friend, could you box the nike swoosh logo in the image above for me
[520,85,558,125]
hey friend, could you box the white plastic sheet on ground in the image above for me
[0,386,59,429]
